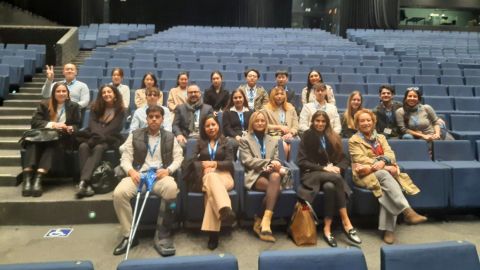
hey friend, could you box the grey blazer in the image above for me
[239,133,280,189]
[172,103,214,137]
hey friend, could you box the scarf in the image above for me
[185,100,204,134]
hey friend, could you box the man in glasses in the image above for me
[130,87,172,132]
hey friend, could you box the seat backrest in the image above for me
[455,97,480,111]
[0,260,94,270]
[117,254,238,270]
[259,248,367,270]
[450,114,480,131]
[433,140,475,161]
[381,241,480,270]
[388,140,431,161]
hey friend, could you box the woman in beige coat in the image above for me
[167,71,189,113]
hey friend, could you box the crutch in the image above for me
[124,168,157,260]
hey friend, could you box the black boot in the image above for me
[154,199,176,257]
[76,180,94,199]
[22,171,33,197]
[208,232,219,250]
[31,173,43,197]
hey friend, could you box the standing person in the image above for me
[239,111,283,243]
[167,71,189,113]
[262,86,299,160]
[113,105,183,256]
[186,115,236,250]
[373,85,402,139]
[203,71,230,113]
[21,82,81,197]
[222,89,252,154]
[130,87,172,132]
[41,64,90,109]
[272,70,297,108]
[299,83,341,134]
[76,84,126,198]
[301,70,335,105]
[110,67,130,110]
[238,68,268,111]
[341,90,363,138]
[134,72,163,109]
[172,84,213,147]
[349,109,427,244]
[297,111,361,247]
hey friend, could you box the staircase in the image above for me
[0,51,92,187]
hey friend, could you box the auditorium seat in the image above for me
[78,66,105,77]
[1,56,25,85]
[377,67,397,75]
[84,58,107,67]
[415,75,439,85]
[0,64,10,99]
[441,68,462,76]
[454,97,480,113]
[421,85,448,96]
[433,140,480,208]
[356,66,377,74]
[117,254,238,270]
[341,74,365,83]
[399,67,420,75]
[440,76,464,86]
[389,74,413,84]
[0,260,94,270]
[259,248,367,270]
[450,114,480,142]
[465,76,480,86]
[448,86,473,97]
[381,241,480,270]
[336,83,366,95]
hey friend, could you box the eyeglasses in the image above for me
[147,93,159,97]
[406,87,420,91]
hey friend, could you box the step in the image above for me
[23,81,45,87]
[3,99,41,107]
[0,183,117,225]
[0,137,22,150]
[0,149,21,166]
[0,166,22,186]
[0,115,31,125]
[8,92,44,100]
[16,87,42,94]
[0,125,30,137]
[0,107,36,116]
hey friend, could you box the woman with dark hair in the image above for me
[21,82,81,197]
[76,84,126,198]
[203,71,230,113]
[239,111,284,243]
[301,70,335,105]
[349,109,426,244]
[297,110,361,247]
[222,89,252,151]
[341,90,363,138]
[167,71,189,113]
[134,72,163,109]
[188,114,235,250]
[110,67,130,110]
[395,87,451,141]
[373,85,402,138]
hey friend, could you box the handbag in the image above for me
[91,161,118,194]
[19,128,60,144]
[288,201,318,246]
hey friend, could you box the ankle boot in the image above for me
[383,231,395,244]
[76,180,94,199]
[22,171,33,197]
[32,173,43,197]
[154,200,176,257]
[403,207,427,225]
[207,232,219,250]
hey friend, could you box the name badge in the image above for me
[327,163,333,167]
[383,128,392,135]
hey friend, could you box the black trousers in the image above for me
[78,142,108,182]
[298,171,347,218]
[23,141,62,171]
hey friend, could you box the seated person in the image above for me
[21,82,81,197]
[341,90,363,138]
[130,87,172,132]
[41,64,90,109]
[373,85,402,139]
[349,109,427,244]
[203,71,230,113]
[301,70,335,105]
[222,89,252,154]
[134,72,163,109]
[238,68,268,111]
[172,84,213,147]
[167,71,189,113]
[113,105,183,256]
[110,67,130,110]
[271,70,297,109]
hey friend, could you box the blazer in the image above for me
[167,87,187,112]
[262,106,299,136]
[77,108,126,149]
[172,103,214,137]
[222,109,252,138]
[31,100,81,131]
[239,133,280,189]
[203,86,230,111]
[189,136,234,192]
[238,84,268,111]
[373,100,402,138]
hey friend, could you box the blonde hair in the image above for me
[353,109,377,130]
[265,86,294,112]
[247,111,268,134]
[343,90,363,130]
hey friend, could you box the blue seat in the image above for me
[179,61,202,70]
[199,55,218,63]
[224,63,246,72]
[107,59,130,68]
[188,70,211,81]
[423,96,455,114]
[382,61,400,68]
[442,68,462,76]
[242,56,260,64]
[132,60,155,69]
[156,54,176,62]
[1,56,25,85]
[202,63,223,71]
[401,61,419,68]
[377,67,398,75]
[222,71,240,81]
[441,76,464,86]
[433,140,480,208]
[388,140,450,208]
[381,241,480,270]
[450,114,480,142]
[463,69,480,77]
[78,66,105,77]
[259,248,367,270]
[421,62,439,69]
[455,97,480,113]
[362,60,380,67]
[117,254,238,270]
[367,74,389,84]
[0,64,10,99]
[84,58,107,67]
[399,67,420,75]
[15,50,37,74]
[336,83,366,95]
[420,68,441,76]
[341,74,364,83]
[415,75,439,85]
[448,86,473,97]
[221,57,240,64]
[76,76,99,90]
[0,261,94,270]
[313,65,334,74]
[389,74,413,84]
[465,76,480,86]
[177,55,197,62]
[335,66,355,74]
[421,85,448,96]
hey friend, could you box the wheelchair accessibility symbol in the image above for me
[44,228,74,238]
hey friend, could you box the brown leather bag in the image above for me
[288,202,318,246]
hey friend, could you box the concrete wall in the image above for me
[0,2,57,26]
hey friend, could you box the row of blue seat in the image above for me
[2,241,478,270]
[79,24,155,49]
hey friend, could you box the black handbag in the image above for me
[91,161,118,194]
[19,128,60,144]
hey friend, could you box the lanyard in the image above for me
[208,140,219,161]
[56,105,65,122]
[320,136,326,149]
[194,110,200,123]
[253,135,266,159]
[279,109,286,125]
[248,88,255,107]
[237,112,244,129]
[147,137,160,158]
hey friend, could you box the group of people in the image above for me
[21,63,437,256]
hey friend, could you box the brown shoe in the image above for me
[259,230,276,243]
[253,216,262,237]
[403,208,427,225]
[383,231,395,244]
